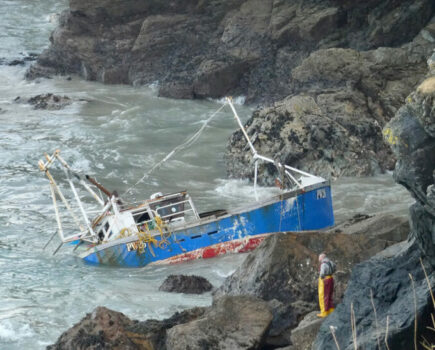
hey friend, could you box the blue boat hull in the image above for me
[81,182,334,267]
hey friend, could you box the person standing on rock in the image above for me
[317,253,335,317]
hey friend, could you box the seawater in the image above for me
[0,1,414,348]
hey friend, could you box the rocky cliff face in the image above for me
[29,0,434,103]
[313,51,435,350]
[28,0,435,180]
[225,16,435,182]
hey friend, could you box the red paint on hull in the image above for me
[151,234,271,265]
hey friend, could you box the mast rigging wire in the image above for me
[121,102,228,197]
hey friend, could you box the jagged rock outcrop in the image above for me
[28,0,434,104]
[47,297,272,350]
[213,213,409,348]
[313,51,435,350]
[225,17,435,182]
[159,274,213,294]
[24,0,435,179]
[26,94,72,110]
[26,0,435,179]
[288,311,324,350]
[46,306,140,350]
[47,306,207,350]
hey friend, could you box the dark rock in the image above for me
[384,52,435,259]
[47,306,207,350]
[192,58,249,99]
[165,295,273,350]
[289,311,324,350]
[214,213,408,347]
[0,53,38,67]
[159,274,213,294]
[23,52,38,61]
[26,94,72,110]
[265,299,316,347]
[314,44,435,350]
[26,63,58,80]
[158,81,194,100]
[8,59,25,66]
[46,306,139,350]
[313,241,435,350]
[27,0,434,106]
[225,19,435,182]
[127,307,206,350]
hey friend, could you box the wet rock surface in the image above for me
[314,242,435,350]
[159,274,213,294]
[313,51,435,350]
[126,307,206,350]
[0,53,38,66]
[15,93,73,110]
[46,306,140,350]
[28,94,72,110]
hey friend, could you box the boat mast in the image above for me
[226,97,323,193]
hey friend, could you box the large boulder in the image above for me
[289,311,324,350]
[46,306,140,350]
[47,306,207,350]
[159,274,213,294]
[165,295,273,350]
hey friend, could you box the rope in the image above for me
[121,102,228,197]
[118,214,173,253]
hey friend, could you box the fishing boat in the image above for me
[39,98,334,267]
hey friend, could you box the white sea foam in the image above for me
[212,96,246,105]
[214,268,237,278]
[0,321,33,342]
[213,178,281,201]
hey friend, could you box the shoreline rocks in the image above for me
[27,0,435,105]
[46,213,409,349]
[166,295,273,350]
[313,50,435,350]
[13,93,88,110]
[159,275,213,294]
[225,19,435,182]
[27,94,72,110]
